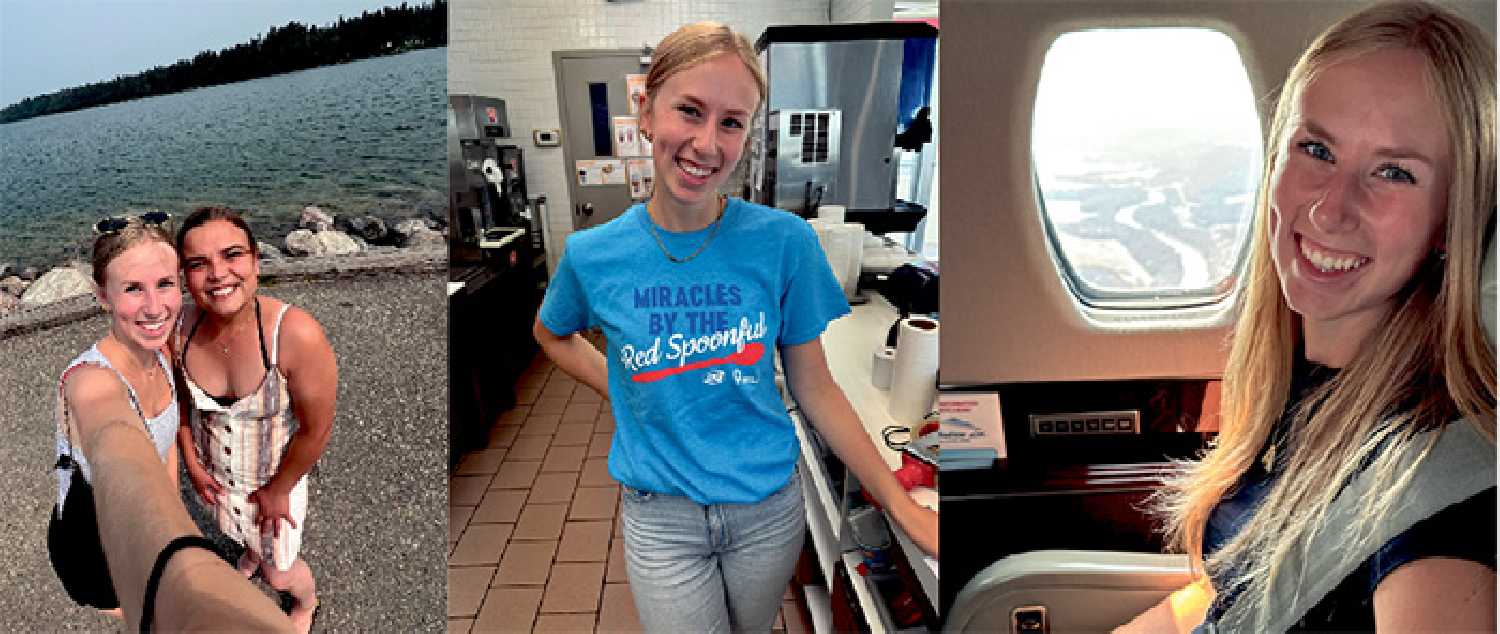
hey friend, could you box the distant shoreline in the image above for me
[1,0,446,124]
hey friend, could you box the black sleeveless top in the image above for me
[1200,357,1496,630]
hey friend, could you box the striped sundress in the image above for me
[177,302,309,572]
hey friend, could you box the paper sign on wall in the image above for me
[938,392,1007,469]
[576,159,626,186]
[625,74,647,114]
[626,158,654,199]
[613,116,642,156]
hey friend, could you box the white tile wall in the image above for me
[449,0,839,272]
[831,0,896,22]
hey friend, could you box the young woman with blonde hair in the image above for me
[535,21,938,632]
[1120,2,1495,631]
[49,213,183,618]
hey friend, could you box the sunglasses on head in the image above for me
[94,211,172,235]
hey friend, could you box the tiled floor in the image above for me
[449,353,810,633]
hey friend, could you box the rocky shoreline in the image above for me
[0,205,448,336]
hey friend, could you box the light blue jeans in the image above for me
[621,469,807,633]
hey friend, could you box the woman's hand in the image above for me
[249,481,297,538]
[892,499,939,559]
[184,456,224,507]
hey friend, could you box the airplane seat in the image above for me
[943,550,1192,633]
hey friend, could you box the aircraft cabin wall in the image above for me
[941,0,1495,385]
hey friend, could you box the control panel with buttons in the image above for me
[1028,410,1140,437]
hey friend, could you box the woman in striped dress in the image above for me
[173,206,336,633]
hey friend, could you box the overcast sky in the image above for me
[1,1,414,107]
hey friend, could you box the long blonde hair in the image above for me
[1152,1,1496,628]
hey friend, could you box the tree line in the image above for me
[1,1,446,124]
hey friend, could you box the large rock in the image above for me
[257,241,285,260]
[284,229,362,257]
[394,219,445,248]
[17,266,39,281]
[337,214,390,244]
[299,206,334,232]
[0,291,17,316]
[20,266,93,308]
[0,275,28,298]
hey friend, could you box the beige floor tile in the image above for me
[514,503,569,540]
[487,425,521,449]
[545,373,577,388]
[491,461,541,489]
[448,566,497,618]
[529,472,580,505]
[605,537,627,583]
[543,445,588,473]
[597,583,643,633]
[784,599,812,634]
[613,513,623,537]
[473,489,529,524]
[594,412,615,432]
[570,385,604,403]
[579,458,613,487]
[534,613,597,632]
[451,475,492,506]
[519,373,548,390]
[552,423,595,447]
[450,505,476,542]
[556,521,612,563]
[495,540,559,586]
[587,433,612,459]
[569,487,619,521]
[521,413,563,436]
[531,397,569,415]
[449,618,474,634]
[541,382,576,402]
[451,523,514,566]
[516,387,542,406]
[473,586,543,632]
[562,402,601,423]
[541,562,606,613]
[498,405,532,424]
[506,434,552,461]
[456,449,507,475]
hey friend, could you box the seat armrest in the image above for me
[945,550,1193,633]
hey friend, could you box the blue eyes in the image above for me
[1295,139,1418,185]
[675,104,744,130]
[1297,140,1334,162]
[1375,165,1417,184]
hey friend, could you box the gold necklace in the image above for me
[646,195,726,264]
[209,311,253,357]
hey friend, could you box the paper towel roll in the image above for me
[888,317,939,423]
[840,223,865,299]
[818,204,846,224]
[872,346,896,390]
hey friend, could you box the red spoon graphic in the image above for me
[631,342,766,383]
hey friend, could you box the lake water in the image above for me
[0,47,446,268]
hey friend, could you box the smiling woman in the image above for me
[530,20,938,632]
[173,206,338,634]
[49,215,182,619]
[1119,2,1497,632]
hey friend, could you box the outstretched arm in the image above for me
[534,317,609,399]
[252,307,337,538]
[781,338,937,559]
[66,366,290,630]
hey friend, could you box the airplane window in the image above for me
[1032,28,1262,308]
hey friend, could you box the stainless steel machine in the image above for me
[747,22,938,233]
[447,94,547,461]
[448,95,540,264]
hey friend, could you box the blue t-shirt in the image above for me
[538,198,850,504]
